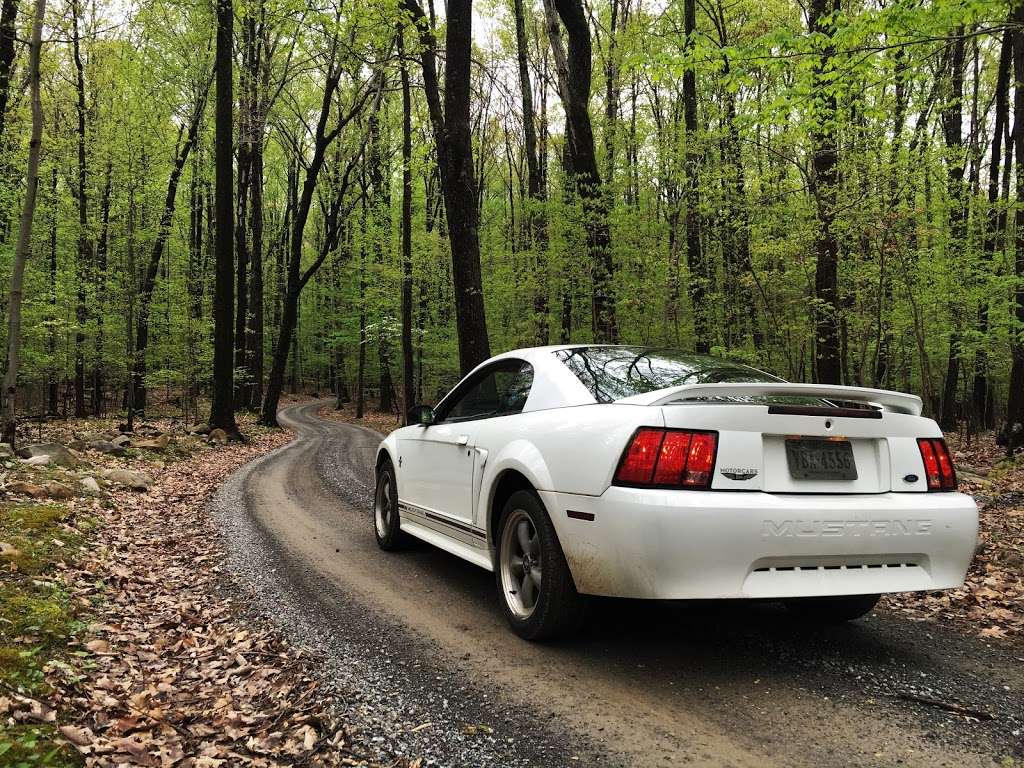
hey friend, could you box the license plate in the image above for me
[785,438,858,481]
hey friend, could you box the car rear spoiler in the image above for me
[618,383,923,416]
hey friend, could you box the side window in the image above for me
[439,361,534,422]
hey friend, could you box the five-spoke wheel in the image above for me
[374,458,412,550]
[495,490,586,640]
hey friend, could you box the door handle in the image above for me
[455,435,469,446]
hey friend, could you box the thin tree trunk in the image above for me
[71,0,89,417]
[972,27,1011,429]
[1,0,45,446]
[47,167,58,415]
[1004,10,1024,453]
[400,33,414,422]
[808,0,842,384]
[682,0,707,352]
[939,28,966,431]
[0,0,18,143]
[91,161,111,416]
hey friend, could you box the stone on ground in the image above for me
[101,469,154,491]
[17,443,80,468]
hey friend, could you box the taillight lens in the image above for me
[614,428,718,489]
[917,438,957,490]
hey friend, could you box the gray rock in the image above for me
[24,455,51,466]
[0,444,14,459]
[186,422,212,435]
[133,435,170,451]
[16,442,80,468]
[101,468,153,491]
[110,435,132,448]
[88,440,126,456]
[208,428,229,445]
[41,481,75,500]
[80,476,101,494]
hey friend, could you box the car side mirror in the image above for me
[407,405,435,426]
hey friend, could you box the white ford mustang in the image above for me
[373,345,978,640]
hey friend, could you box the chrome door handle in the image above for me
[455,435,469,446]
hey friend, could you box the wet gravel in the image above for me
[212,439,615,768]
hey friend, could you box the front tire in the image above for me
[495,490,586,641]
[374,459,412,551]
[784,593,880,623]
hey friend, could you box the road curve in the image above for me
[213,400,1023,768]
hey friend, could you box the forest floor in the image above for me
[0,399,401,767]
[885,431,1024,643]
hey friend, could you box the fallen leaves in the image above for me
[14,414,393,766]
[884,432,1024,643]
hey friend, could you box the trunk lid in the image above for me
[651,395,932,494]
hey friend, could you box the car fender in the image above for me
[479,439,554,536]
[375,431,399,475]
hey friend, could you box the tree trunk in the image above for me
[1004,10,1024,453]
[1,0,45,446]
[939,28,966,430]
[545,0,616,342]
[0,0,18,143]
[400,33,414,422]
[404,0,491,374]
[91,162,111,416]
[210,0,239,436]
[71,0,89,418]
[512,0,548,345]
[47,167,58,415]
[972,27,1011,430]
[808,0,842,384]
[682,0,707,353]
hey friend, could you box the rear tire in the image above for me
[374,458,413,551]
[495,489,587,641]
[784,593,880,623]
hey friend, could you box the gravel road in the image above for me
[212,400,1024,767]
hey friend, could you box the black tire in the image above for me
[374,458,413,551]
[784,593,880,623]
[495,489,587,641]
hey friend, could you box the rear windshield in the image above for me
[554,347,782,403]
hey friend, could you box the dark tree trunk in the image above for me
[71,0,89,417]
[91,162,111,416]
[1005,11,1024,453]
[247,142,265,408]
[47,167,57,415]
[210,0,239,436]
[512,0,548,344]
[808,0,842,384]
[400,33,414,422]
[682,0,707,353]
[545,0,616,342]
[404,0,491,374]
[939,28,966,430]
[972,27,1011,430]
[0,0,17,143]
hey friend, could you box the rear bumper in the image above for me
[538,487,978,599]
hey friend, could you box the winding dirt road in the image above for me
[218,401,1023,767]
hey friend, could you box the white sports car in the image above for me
[373,345,977,640]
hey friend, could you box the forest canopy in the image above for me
[0,0,1021,444]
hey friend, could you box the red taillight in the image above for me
[614,428,718,489]
[917,438,957,490]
